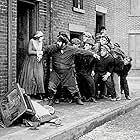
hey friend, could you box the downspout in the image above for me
[49,0,53,44]
[7,0,12,91]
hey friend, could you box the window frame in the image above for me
[72,0,85,14]
[130,0,140,16]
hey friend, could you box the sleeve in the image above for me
[114,58,124,74]
[44,44,61,55]
[107,56,115,74]
[124,63,132,73]
[113,48,126,58]
[28,39,36,55]
[74,48,93,56]
[90,57,96,71]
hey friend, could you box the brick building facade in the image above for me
[0,0,139,95]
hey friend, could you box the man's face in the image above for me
[100,37,108,45]
[124,57,131,65]
[84,43,91,50]
[100,47,107,57]
[72,44,80,48]
[38,36,44,42]
[83,35,89,42]
[100,29,107,36]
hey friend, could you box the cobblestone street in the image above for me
[79,104,140,140]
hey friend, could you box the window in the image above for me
[130,0,140,15]
[73,0,83,9]
[72,0,85,13]
[96,12,105,35]
[129,32,140,69]
[70,31,82,41]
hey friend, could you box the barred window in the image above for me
[130,0,140,15]
[73,0,83,9]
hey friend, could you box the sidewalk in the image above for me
[0,77,140,140]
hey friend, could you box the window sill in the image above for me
[72,7,85,14]
[128,14,140,17]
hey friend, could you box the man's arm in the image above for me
[74,48,100,60]
[44,41,62,55]
[102,56,114,81]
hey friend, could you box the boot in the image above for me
[88,97,97,103]
[125,95,131,100]
[73,92,84,105]
[47,89,55,106]
[75,97,84,105]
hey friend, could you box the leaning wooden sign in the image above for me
[0,83,35,127]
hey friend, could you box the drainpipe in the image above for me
[7,0,12,91]
[49,0,53,45]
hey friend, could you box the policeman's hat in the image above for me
[57,31,69,40]
[85,38,95,46]
[71,38,81,45]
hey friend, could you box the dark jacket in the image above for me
[113,56,124,75]
[75,53,96,75]
[95,54,114,75]
[121,63,132,76]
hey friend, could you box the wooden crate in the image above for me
[0,83,35,127]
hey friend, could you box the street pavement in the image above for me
[79,102,140,140]
[0,76,140,140]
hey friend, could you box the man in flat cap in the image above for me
[75,38,99,102]
[94,45,116,101]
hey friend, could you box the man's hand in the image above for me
[56,41,63,47]
[38,50,43,55]
[93,53,100,60]
[91,71,95,77]
[102,72,111,81]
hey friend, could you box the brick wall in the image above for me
[0,0,17,95]
[113,0,129,54]
[0,0,140,94]
[39,0,50,45]
[51,0,96,41]
[0,0,8,95]
[0,0,51,94]
[50,0,115,42]
[96,0,115,42]
[11,0,17,88]
[114,0,140,76]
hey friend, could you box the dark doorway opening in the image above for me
[17,0,38,79]
[70,31,83,41]
[96,12,105,35]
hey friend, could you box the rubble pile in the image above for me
[0,83,60,129]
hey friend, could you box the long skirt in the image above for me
[18,55,45,95]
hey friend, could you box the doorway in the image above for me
[96,12,105,35]
[17,0,38,78]
[70,31,83,41]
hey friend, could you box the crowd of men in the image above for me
[43,26,132,106]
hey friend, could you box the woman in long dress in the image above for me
[18,31,45,99]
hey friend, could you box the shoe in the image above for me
[116,97,121,101]
[109,97,116,101]
[126,96,131,100]
[67,98,73,103]
[89,97,97,103]
[75,98,84,105]
[55,99,60,104]
[82,96,87,102]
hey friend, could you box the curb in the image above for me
[43,98,140,140]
